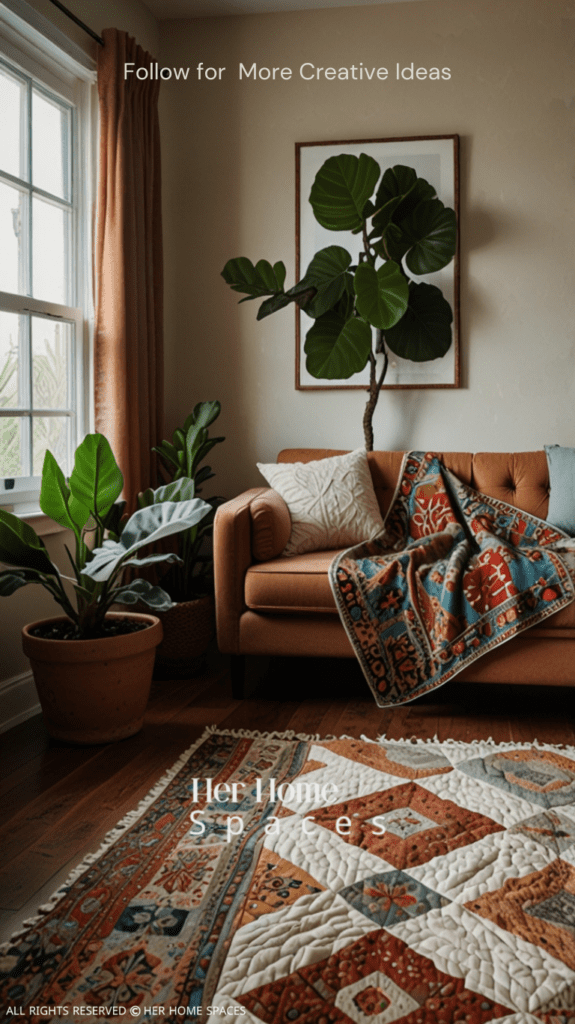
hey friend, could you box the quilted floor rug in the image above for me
[2,728,575,1022]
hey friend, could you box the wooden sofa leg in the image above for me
[231,655,246,699]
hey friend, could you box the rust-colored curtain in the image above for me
[94,28,163,506]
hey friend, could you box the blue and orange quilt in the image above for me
[330,451,575,706]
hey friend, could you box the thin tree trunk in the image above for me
[363,330,389,450]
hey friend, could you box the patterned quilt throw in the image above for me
[4,728,575,1022]
[330,451,575,706]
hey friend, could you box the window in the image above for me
[0,7,95,514]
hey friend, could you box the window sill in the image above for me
[0,505,66,536]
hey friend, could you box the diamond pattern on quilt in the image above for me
[238,850,324,927]
[458,748,575,808]
[320,738,453,779]
[340,869,450,928]
[508,810,575,855]
[406,828,558,904]
[465,859,575,970]
[389,903,575,1014]
[236,928,512,1023]
[312,782,504,868]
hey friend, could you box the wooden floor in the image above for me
[1,647,575,945]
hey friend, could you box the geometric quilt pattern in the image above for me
[4,730,575,1020]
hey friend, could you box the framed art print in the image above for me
[295,135,460,390]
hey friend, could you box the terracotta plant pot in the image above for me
[154,594,215,678]
[22,612,163,745]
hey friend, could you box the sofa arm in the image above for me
[250,488,292,560]
[213,488,269,654]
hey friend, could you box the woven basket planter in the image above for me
[154,594,215,678]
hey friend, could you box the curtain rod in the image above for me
[48,0,104,46]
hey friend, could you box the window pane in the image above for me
[0,311,27,409]
[0,180,28,294]
[0,65,27,180]
[32,89,71,201]
[33,415,69,475]
[32,317,72,410]
[0,416,27,478]
[32,197,70,304]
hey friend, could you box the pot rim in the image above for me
[22,612,163,662]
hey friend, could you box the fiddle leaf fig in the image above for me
[222,154,457,450]
[385,282,453,362]
[304,313,372,379]
[300,246,354,318]
[309,153,381,232]
[354,261,409,330]
[401,199,457,275]
[373,166,436,231]
[221,257,286,300]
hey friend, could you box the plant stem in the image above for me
[363,330,389,451]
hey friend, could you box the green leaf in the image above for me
[354,262,409,330]
[257,292,295,320]
[309,153,381,232]
[304,313,372,379]
[402,199,457,275]
[151,439,180,473]
[0,509,58,575]
[0,569,45,595]
[373,165,436,229]
[82,498,212,582]
[384,282,453,362]
[194,465,214,491]
[369,195,404,237]
[69,434,123,521]
[112,577,175,611]
[183,401,221,434]
[147,478,196,504]
[273,262,286,290]
[221,257,286,299]
[39,450,90,532]
[102,500,127,541]
[300,246,353,318]
[184,403,223,478]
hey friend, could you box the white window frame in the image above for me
[0,0,96,522]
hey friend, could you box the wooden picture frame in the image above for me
[295,135,460,390]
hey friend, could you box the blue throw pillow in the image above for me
[545,445,575,535]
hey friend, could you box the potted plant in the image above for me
[137,400,224,676]
[0,433,210,743]
[222,159,457,449]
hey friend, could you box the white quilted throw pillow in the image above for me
[257,448,384,556]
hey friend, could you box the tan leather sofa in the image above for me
[214,449,575,697]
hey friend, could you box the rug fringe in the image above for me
[203,724,346,742]
[370,732,575,757]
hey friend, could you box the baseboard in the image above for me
[0,670,40,734]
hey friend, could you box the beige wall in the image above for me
[159,0,575,501]
[0,0,159,715]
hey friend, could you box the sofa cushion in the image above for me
[257,448,384,556]
[245,550,342,612]
[545,445,575,535]
[245,548,575,630]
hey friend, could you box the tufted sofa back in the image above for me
[277,449,550,521]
